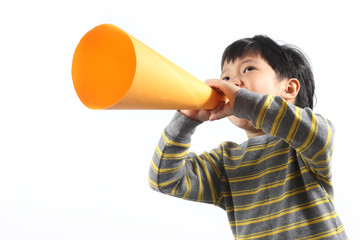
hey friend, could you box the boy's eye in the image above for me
[222,76,230,81]
[244,67,255,73]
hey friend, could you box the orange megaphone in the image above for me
[71,24,222,110]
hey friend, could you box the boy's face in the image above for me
[221,54,288,131]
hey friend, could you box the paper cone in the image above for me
[71,24,222,110]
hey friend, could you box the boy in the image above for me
[149,35,347,239]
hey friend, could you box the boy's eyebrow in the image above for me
[221,58,258,75]
[240,58,257,65]
[221,68,229,75]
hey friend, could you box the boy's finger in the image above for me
[209,101,234,121]
[211,101,225,114]
[205,79,239,102]
[209,108,229,121]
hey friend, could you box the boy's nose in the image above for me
[230,78,243,88]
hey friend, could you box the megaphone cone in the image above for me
[72,24,223,110]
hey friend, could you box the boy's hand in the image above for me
[180,96,226,122]
[179,109,211,122]
[205,79,240,121]
[180,79,240,122]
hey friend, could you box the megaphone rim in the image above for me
[71,24,137,109]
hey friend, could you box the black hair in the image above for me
[221,35,315,109]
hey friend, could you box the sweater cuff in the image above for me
[233,88,265,124]
[165,111,203,142]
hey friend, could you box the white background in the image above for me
[1,0,359,239]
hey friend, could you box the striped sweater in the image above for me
[149,88,347,239]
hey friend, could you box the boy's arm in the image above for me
[234,88,334,181]
[149,111,225,208]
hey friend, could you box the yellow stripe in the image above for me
[285,107,302,144]
[270,98,287,136]
[171,183,180,195]
[245,139,283,151]
[300,154,332,182]
[227,182,320,212]
[302,119,319,154]
[148,176,158,189]
[197,156,217,203]
[162,131,190,147]
[235,211,338,239]
[182,169,191,199]
[307,118,334,177]
[222,143,243,151]
[228,157,296,183]
[223,138,283,161]
[256,95,275,129]
[222,166,308,199]
[224,148,289,170]
[314,165,331,173]
[203,152,222,179]
[148,176,181,189]
[298,112,318,153]
[312,159,330,165]
[310,117,332,161]
[151,159,186,174]
[209,149,222,161]
[301,144,334,181]
[150,159,159,174]
[156,145,188,159]
[298,225,345,240]
[260,96,275,128]
[230,197,328,227]
[315,174,332,186]
[189,159,203,202]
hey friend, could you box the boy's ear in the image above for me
[281,78,300,103]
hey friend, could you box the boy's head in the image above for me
[221,35,315,109]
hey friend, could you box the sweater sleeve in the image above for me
[233,88,334,181]
[149,111,226,208]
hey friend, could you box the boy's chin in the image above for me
[228,116,254,130]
